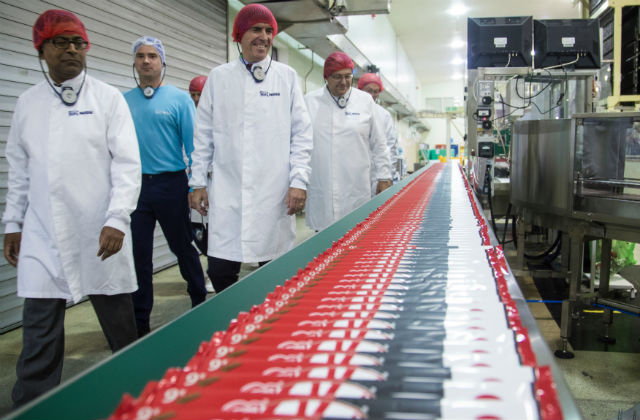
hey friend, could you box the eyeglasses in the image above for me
[329,73,353,82]
[48,37,89,50]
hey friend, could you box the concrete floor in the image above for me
[0,214,639,419]
[512,259,640,420]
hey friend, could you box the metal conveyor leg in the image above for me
[555,299,575,359]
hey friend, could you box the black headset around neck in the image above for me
[237,44,272,83]
[39,59,86,106]
[133,63,166,99]
[328,86,352,109]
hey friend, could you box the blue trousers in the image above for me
[131,171,206,335]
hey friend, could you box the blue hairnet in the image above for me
[132,35,165,64]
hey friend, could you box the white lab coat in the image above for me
[2,72,141,303]
[190,58,313,262]
[304,87,392,231]
[370,103,399,195]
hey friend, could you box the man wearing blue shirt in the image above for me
[124,36,206,337]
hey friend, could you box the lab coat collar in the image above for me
[326,85,352,107]
[52,70,86,93]
[240,55,271,70]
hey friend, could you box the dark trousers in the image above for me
[12,294,137,408]
[207,257,268,293]
[131,171,206,336]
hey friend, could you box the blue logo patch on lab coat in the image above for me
[259,91,281,97]
[68,110,94,116]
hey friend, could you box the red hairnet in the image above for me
[323,51,354,79]
[357,73,384,92]
[232,4,278,43]
[189,75,207,93]
[33,9,90,52]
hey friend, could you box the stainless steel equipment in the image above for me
[465,68,596,225]
[511,112,640,358]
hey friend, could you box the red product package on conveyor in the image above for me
[108,164,562,420]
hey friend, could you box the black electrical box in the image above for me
[478,141,495,158]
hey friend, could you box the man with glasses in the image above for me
[3,9,141,406]
[304,52,392,231]
[124,36,207,337]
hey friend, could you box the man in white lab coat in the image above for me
[304,52,393,231]
[358,72,400,192]
[2,10,141,407]
[189,4,313,293]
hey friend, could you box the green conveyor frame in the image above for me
[7,167,427,420]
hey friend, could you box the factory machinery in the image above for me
[512,113,640,357]
[465,13,640,358]
[10,163,579,420]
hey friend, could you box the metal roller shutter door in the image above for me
[0,0,227,332]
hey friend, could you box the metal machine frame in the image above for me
[511,112,640,358]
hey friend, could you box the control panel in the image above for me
[476,80,494,131]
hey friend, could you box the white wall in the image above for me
[345,14,421,110]
[421,80,466,150]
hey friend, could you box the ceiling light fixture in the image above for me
[451,57,464,65]
[447,3,468,16]
[450,38,465,49]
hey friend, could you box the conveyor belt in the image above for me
[105,163,564,420]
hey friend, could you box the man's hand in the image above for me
[4,232,22,267]
[376,180,392,194]
[286,187,307,215]
[190,188,209,216]
[97,226,125,261]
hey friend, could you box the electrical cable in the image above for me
[524,233,561,260]
[510,220,562,261]
[541,53,581,71]
[593,304,640,318]
[504,53,512,68]
[484,163,501,239]
[501,203,512,245]
[303,50,314,94]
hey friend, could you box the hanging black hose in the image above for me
[501,203,512,245]
[525,232,561,260]
[510,215,562,261]
[486,171,516,248]
[485,164,499,235]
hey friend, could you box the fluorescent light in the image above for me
[451,57,464,65]
[447,3,468,16]
[450,38,465,49]
[452,72,463,80]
